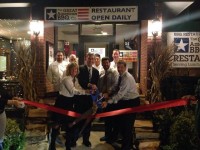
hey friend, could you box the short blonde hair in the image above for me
[66,62,79,76]
[69,54,77,63]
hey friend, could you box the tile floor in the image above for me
[24,130,115,150]
[24,120,160,150]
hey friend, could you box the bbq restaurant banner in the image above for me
[45,6,138,22]
[168,32,200,68]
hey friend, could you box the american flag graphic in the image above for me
[78,8,89,20]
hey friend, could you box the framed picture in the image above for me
[58,40,64,51]
[46,41,54,70]
[0,55,7,72]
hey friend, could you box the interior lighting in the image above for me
[0,3,31,8]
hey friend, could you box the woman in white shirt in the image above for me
[49,62,89,150]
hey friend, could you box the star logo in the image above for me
[174,38,189,53]
[46,9,57,20]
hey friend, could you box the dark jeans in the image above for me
[110,97,140,150]
[103,104,119,142]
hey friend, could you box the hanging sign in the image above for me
[119,50,138,62]
[45,6,138,22]
[124,38,138,50]
[168,32,200,68]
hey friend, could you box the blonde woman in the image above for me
[49,62,89,150]
[62,54,78,78]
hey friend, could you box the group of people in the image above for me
[47,49,140,150]
[1,48,200,150]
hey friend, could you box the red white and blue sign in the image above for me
[45,6,138,22]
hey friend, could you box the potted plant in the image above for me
[3,119,25,150]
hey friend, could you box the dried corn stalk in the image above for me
[149,43,174,103]
[14,38,38,101]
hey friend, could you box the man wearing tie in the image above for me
[102,60,140,150]
[76,52,99,147]
[98,57,118,142]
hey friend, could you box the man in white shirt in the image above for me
[47,51,68,92]
[102,60,140,150]
[98,57,118,142]
[93,53,103,73]
[110,49,120,70]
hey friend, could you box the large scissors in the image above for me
[68,90,104,136]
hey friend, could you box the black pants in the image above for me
[110,97,140,150]
[73,95,93,143]
[49,95,75,150]
[103,104,119,142]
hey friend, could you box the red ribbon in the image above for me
[95,98,189,118]
[23,98,190,118]
[23,100,81,118]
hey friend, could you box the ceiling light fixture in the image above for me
[93,25,108,35]
[0,3,31,8]
[101,31,108,35]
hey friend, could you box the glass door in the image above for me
[79,24,115,64]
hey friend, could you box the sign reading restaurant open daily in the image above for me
[45,6,138,22]
[168,32,200,68]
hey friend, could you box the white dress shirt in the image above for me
[110,61,128,71]
[110,61,117,70]
[93,64,103,73]
[59,76,86,97]
[108,71,139,104]
[98,67,118,94]
[47,61,68,91]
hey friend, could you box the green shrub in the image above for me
[152,106,200,150]
[169,110,199,149]
[3,119,25,150]
[163,110,200,150]
[152,109,175,146]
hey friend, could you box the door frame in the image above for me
[79,35,115,64]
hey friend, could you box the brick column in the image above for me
[31,21,54,98]
[31,32,45,98]
[140,20,148,95]
[44,21,55,94]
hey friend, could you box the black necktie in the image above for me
[102,71,108,92]
[88,68,91,82]
[116,76,122,92]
